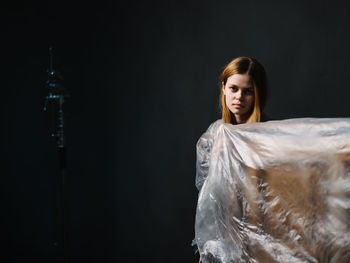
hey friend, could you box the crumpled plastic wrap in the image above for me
[194,118,350,263]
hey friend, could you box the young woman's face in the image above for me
[223,74,255,124]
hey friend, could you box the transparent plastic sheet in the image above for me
[194,118,350,263]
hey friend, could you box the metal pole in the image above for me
[43,46,71,263]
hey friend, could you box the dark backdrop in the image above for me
[2,0,350,262]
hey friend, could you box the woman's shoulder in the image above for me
[201,119,224,138]
[197,119,222,144]
[207,119,222,131]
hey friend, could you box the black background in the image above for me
[2,0,350,262]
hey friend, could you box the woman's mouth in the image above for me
[233,104,243,108]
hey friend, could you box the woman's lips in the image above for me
[233,104,244,108]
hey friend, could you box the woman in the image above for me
[195,57,269,191]
[195,58,350,262]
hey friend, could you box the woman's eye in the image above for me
[230,87,238,92]
[245,89,254,95]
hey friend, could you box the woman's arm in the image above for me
[195,120,222,191]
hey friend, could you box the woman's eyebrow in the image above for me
[228,84,252,89]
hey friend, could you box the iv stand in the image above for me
[43,46,71,263]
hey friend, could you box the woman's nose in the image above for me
[235,90,243,100]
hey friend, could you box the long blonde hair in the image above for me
[220,57,268,124]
